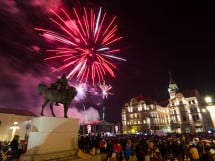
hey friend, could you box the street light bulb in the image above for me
[202,109,206,112]
[205,96,212,103]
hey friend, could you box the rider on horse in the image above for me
[51,74,69,106]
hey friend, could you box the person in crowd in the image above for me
[209,145,215,161]
[10,135,20,159]
[128,151,137,161]
[107,152,117,161]
[124,142,132,161]
[188,143,200,161]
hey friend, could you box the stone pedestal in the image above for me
[20,116,79,161]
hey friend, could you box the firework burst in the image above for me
[98,81,113,99]
[35,7,125,85]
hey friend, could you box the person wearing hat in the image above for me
[188,143,200,161]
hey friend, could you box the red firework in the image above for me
[35,7,125,85]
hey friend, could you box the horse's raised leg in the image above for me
[64,104,68,118]
[50,103,56,117]
[41,100,49,116]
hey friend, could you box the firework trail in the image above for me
[35,7,126,85]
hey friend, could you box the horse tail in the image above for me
[38,83,47,96]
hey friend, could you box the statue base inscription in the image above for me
[20,116,79,161]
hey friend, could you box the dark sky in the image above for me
[0,0,215,123]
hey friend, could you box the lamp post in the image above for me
[24,120,31,141]
[205,96,212,104]
[9,122,19,141]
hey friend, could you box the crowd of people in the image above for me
[78,132,215,161]
[0,135,27,161]
[1,132,215,161]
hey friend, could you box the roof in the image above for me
[177,89,199,98]
[0,108,37,116]
[158,100,169,106]
[85,120,113,126]
[133,96,156,105]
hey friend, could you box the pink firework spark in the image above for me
[98,81,113,99]
[35,7,126,85]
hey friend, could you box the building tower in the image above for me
[168,72,179,99]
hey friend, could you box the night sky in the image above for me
[0,0,215,123]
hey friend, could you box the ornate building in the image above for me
[122,76,214,134]
[122,96,170,134]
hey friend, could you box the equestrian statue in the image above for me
[38,74,77,118]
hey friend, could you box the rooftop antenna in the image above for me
[169,71,173,84]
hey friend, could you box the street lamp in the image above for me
[205,96,212,104]
[202,109,207,113]
[24,120,31,141]
[9,122,19,141]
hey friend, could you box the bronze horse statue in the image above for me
[38,83,77,118]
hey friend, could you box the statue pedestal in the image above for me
[20,116,79,161]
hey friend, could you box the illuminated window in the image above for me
[144,104,147,110]
[122,114,126,120]
[151,105,154,110]
[138,104,143,111]
[128,107,133,112]
[130,114,133,119]
[134,113,137,118]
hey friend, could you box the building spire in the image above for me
[168,72,179,99]
[169,72,173,84]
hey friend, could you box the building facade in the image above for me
[122,77,214,134]
[0,108,36,141]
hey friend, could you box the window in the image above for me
[138,105,142,111]
[128,107,133,112]
[144,104,147,110]
[191,107,198,113]
[192,115,199,121]
[134,113,137,118]
[196,115,199,121]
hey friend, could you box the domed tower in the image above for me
[168,72,179,99]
